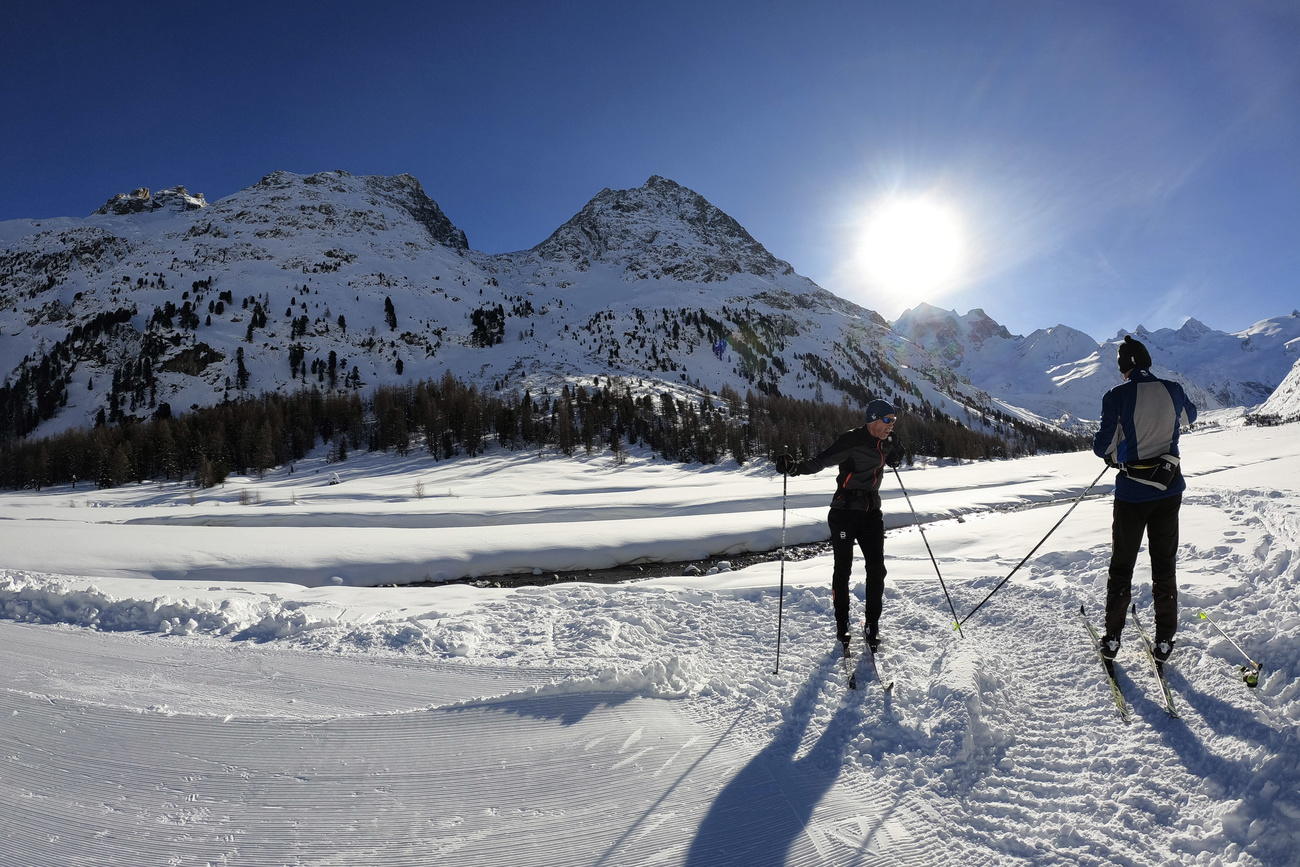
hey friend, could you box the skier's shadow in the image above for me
[1170,668,1285,748]
[684,655,867,867]
[1129,670,1300,865]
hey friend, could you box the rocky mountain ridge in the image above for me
[94,185,209,215]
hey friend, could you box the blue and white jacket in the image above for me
[1092,369,1198,502]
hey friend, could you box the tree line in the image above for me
[0,376,1088,490]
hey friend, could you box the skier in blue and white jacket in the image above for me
[1092,335,1197,663]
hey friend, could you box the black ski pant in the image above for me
[828,507,887,644]
[1104,494,1181,642]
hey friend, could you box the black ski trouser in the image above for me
[828,507,887,643]
[1104,494,1182,642]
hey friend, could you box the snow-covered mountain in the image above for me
[1255,353,1300,422]
[508,175,795,284]
[893,303,1300,428]
[0,170,936,442]
[1,169,1297,443]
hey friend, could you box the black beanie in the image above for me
[1117,334,1152,374]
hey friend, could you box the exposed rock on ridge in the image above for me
[529,176,793,282]
[94,186,208,215]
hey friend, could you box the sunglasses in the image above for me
[878,415,897,424]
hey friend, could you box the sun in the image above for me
[859,197,965,301]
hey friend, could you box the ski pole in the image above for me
[774,466,788,674]
[892,466,963,637]
[958,466,1108,629]
[1199,611,1264,688]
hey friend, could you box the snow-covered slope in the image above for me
[1255,352,1300,421]
[1,422,1298,865]
[509,174,797,283]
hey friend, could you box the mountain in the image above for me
[1119,316,1300,408]
[1255,352,1300,422]
[893,303,1300,428]
[893,304,1110,426]
[0,171,929,443]
[514,175,793,283]
[2,169,1296,447]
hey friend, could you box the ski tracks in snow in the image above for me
[3,473,1300,864]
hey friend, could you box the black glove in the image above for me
[773,453,796,475]
[1104,454,1118,469]
[884,434,902,469]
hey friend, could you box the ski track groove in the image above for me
[929,577,1293,867]
[1,688,711,866]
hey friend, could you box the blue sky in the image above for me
[3,0,1298,340]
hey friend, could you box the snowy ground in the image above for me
[1,422,1298,866]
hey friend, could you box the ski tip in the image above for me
[1198,611,1208,620]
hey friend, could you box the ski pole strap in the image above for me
[957,466,1108,628]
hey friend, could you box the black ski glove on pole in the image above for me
[884,434,902,469]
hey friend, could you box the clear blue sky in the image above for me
[3,0,1298,340]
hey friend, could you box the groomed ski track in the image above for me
[1,621,942,866]
[3,556,1296,865]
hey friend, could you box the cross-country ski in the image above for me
[1080,605,1132,724]
[866,641,895,691]
[1132,604,1180,718]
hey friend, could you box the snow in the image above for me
[2,421,1299,865]
[1256,354,1300,421]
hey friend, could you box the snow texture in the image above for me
[1,419,1298,865]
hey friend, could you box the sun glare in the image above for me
[859,197,965,301]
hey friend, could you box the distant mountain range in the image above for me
[892,303,1300,426]
[2,169,1298,442]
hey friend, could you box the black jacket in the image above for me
[793,427,897,511]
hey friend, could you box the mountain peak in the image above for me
[360,172,469,251]
[188,170,469,251]
[1176,317,1212,338]
[893,304,1014,350]
[93,185,208,216]
[527,177,793,282]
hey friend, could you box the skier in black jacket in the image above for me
[775,399,900,659]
